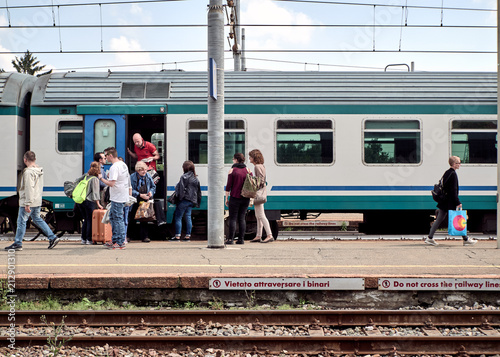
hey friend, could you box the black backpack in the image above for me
[431,174,449,203]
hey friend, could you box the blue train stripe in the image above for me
[0,186,496,192]
[271,186,497,191]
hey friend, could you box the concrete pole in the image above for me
[207,0,225,248]
[497,0,499,248]
[241,28,246,71]
[233,0,241,71]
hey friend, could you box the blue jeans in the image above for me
[109,201,125,245]
[174,199,194,236]
[15,206,56,246]
[123,205,131,238]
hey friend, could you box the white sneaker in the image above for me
[425,238,438,246]
[463,238,477,246]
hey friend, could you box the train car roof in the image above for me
[30,71,497,107]
[0,72,36,107]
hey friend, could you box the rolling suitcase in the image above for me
[92,209,112,244]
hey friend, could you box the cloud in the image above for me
[109,35,157,70]
[241,0,317,49]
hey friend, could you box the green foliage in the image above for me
[12,50,52,77]
[245,290,257,309]
[341,221,348,231]
[0,279,9,307]
[364,140,392,163]
[40,315,73,357]
[208,297,225,310]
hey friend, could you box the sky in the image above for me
[0,0,497,73]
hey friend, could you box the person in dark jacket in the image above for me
[425,156,477,246]
[224,153,251,245]
[171,161,201,241]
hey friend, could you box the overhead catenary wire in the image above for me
[0,0,494,12]
[0,49,494,55]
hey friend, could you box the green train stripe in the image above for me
[2,195,492,212]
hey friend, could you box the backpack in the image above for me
[72,175,92,204]
[431,174,450,203]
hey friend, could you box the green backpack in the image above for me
[72,175,92,204]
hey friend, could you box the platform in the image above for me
[1,234,499,291]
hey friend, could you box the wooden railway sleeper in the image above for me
[479,319,500,336]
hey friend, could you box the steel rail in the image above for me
[2,310,499,327]
[5,335,500,354]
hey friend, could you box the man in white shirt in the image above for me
[99,147,130,249]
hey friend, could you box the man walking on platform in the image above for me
[99,147,130,249]
[4,151,60,251]
[425,156,477,247]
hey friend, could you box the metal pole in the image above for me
[233,0,241,71]
[207,0,225,248]
[497,0,500,248]
[241,28,246,71]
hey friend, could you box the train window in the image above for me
[451,120,497,164]
[363,120,421,164]
[188,120,245,164]
[94,119,116,155]
[121,83,145,98]
[57,120,83,152]
[276,120,333,164]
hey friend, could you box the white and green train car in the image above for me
[8,71,499,236]
[0,73,36,232]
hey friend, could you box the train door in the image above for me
[127,114,166,200]
[83,115,126,171]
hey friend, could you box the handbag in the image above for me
[448,210,467,236]
[134,200,156,221]
[254,186,267,205]
[241,174,265,198]
[167,192,178,204]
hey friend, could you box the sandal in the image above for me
[170,236,180,241]
[181,235,191,242]
[250,236,262,243]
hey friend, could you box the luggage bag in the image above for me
[92,209,112,244]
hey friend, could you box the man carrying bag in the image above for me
[425,156,477,247]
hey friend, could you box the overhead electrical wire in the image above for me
[0,0,494,12]
[0,24,495,29]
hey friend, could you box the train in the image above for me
[0,70,497,238]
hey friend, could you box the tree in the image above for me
[12,50,52,77]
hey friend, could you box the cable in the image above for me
[271,0,495,12]
[0,24,494,29]
[0,0,494,12]
[0,0,186,10]
[0,49,494,54]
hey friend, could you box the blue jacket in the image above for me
[130,172,156,198]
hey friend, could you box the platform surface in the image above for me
[1,233,499,290]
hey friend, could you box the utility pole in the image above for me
[228,0,241,71]
[241,28,246,71]
[207,0,225,248]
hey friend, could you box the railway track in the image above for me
[2,310,500,355]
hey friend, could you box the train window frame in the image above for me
[56,119,83,154]
[362,119,422,166]
[274,119,335,166]
[187,118,246,165]
[450,118,497,166]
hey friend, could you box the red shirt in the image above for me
[134,140,157,170]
